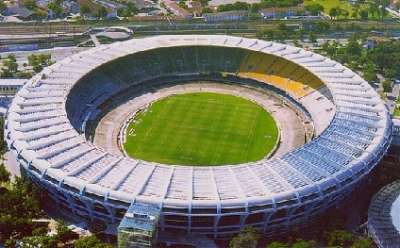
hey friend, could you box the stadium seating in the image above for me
[5,35,392,239]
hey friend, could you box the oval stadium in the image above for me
[4,35,392,241]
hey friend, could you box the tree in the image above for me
[341,9,349,19]
[47,2,62,17]
[0,1,7,14]
[75,235,114,248]
[1,54,18,78]
[0,164,10,184]
[346,37,362,57]
[28,54,54,73]
[217,1,249,12]
[351,237,376,248]
[55,220,79,244]
[229,226,260,248]
[199,0,210,7]
[329,7,338,19]
[80,4,92,18]
[382,79,393,93]
[359,9,368,19]
[369,2,379,19]
[292,239,317,248]
[309,32,317,43]
[327,230,355,247]
[178,0,188,10]
[351,7,359,18]
[315,20,330,32]
[0,178,44,243]
[293,39,302,48]
[201,7,213,15]
[267,242,286,248]
[384,68,397,79]
[120,2,139,17]
[24,0,37,10]
[305,4,324,16]
[96,6,108,19]
[363,63,378,84]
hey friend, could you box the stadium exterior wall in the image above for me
[4,35,392,239]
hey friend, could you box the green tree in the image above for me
[384,68,397,79]
[0,178,44,243]
[363,63,378,84]
[315,20,330,32]
[0,1,7,14]
[382,79,392,93]
[305,4,324,16]
[217,1,249,12]
[359,9,368,19]
[47,2,62,17]
[0,163,10,184]
[24,0,37,10]
[230,226,260,248]
[327,230,355,247]
[292,239,317,248]
[178,0,188,10]
[80,4,92,18]
[199,0,210,6]
[351,237,376,248]
[55,220,79,244]
[309,32,317,43]
[329,7,338,19]
[1,54,18,78]
[28,54,54,73]
[75,235,114,248]
[96,6,108,19]
[267,241,286,248]
[201,7,213,15]
[341,9,349,19]
[293,39,302,48]
[346,37,362,57]
[121,2,139,17]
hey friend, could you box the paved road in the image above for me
[2,150,21,180]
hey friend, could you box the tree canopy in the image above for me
[229,226,260,248]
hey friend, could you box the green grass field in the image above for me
[123,93,279,166]
[304,0,351,14]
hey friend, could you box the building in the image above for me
[118,204,160,248]
[4,35,392,242]
[162,0,193,19]
[4,0,34,19]
[259,6,305,19]
[203,10,250,22]
[368,180,400,247]
[366,36,391,50]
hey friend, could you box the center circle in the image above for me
[122,92,279,166]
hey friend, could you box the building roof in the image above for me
[203,10,248,18]
[368,36,391,43]
[119,204,160,231]
[10,7,34,18]
[162,0,191,18]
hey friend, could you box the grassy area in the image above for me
[123,93,279,166]
[304,0,392,19]
[304,0,353,14]
[394,108,400,117]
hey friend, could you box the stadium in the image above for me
[4,35,392,241]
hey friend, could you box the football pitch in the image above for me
[123,92,279,166]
